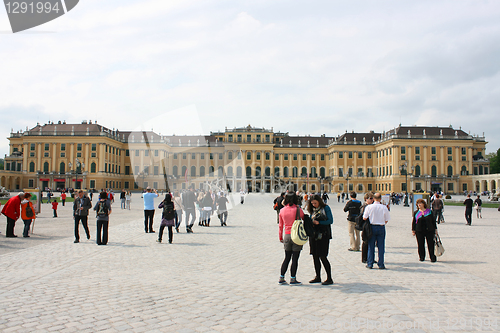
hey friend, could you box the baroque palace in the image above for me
[0,121,490,194]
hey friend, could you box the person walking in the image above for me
[52,199,58,217]
[431,193,444,224]
[172,191,183,233]
[306,194,334,285]
[337,192,341,203]
[412,198,438,262]
[278,192,305,285]
[2,192,25,237]
[157,194,175,243]
[143,187,158,233]
[120,189,126,209]
[125,191,131,210]
[94,191,112,245]
[343,191,362,252]
[240,189,245,204]
[73,190,92,243]
[321,192,329,204]
[21,192,36,238]
[61,192,67,206]
[202,191,213,227]
[197,191,205,226]
[464,194,473,225]
[362,192,390,269]
[474,195,482,218]
[182,186,197,233]
[273,192,285,224]
[217,193,229,226]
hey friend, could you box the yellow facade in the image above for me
[0,123,489,194]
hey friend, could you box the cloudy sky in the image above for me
[1,0,499,158]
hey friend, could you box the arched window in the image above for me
[43,162,49,172]
[200,166,205,177]
[311,167,317,177]
[172,166,178,177]
[90,162,96,173]
[320,167,325,178]
[246,166,252,178]
[59,162,65,174]
[227,166,233,177]
[311,184,316,191]
[256,166,261,177]
[461,165,467,175]
[209,166,215,176]
[29,162,35,173]
[447,165,453,177]
[301,167,307,177]
[414,165,421,177]
[292,167,298,178]
[218,166,223,177]
[265,167,270,177]
[191,166,196,177]
[274,167,280,177]
[431,165,437,177]
[283,167,289,177]
[236,166,242,177]
[181,166,187,177]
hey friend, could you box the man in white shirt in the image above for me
[362,192,390,269]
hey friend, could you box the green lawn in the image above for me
[1,196,75,205]
[444,201,500,208]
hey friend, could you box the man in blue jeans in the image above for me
[143,187,158,233]
[362,192,390,269]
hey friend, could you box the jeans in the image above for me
[23,219,32,237]
[219,211,228,224]
[75,215,90,241]
[144,210,155,232]
[121,198,126,209]
[184,208,196,229]
[465,209,472,225]
[6,217,16,236]
[159,225,173,242]
[174,210,183,229]
[367,225,386,268]
[96,220,109,245]
[432,209,443,224]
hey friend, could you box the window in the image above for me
[447,147,452,155]
[311,154,316,161]
[265,152,270,160]
[339,168,343,177]
[415,147,420,155]
[358,152,362,159]
[462,156,466,161]
[76,152,82,157]
[219,153,223,160]
[431,147,436,155]
[448,156,453,161]
[29,162,35,172]
[401,155,406,160]
[368,152,372,159]
[431,165,437,177]
[292,167,298,177]
[43,162,49,172]
[301,167,307,177]
[30,143,35,151]
[293,154,297,161]
[367,168,373,177]
[275,154,279,161]
[415,183,422,191]
[339,152,343,158]
[155,150,159,157]
[135,150,140,157]
[91,163,96,173]
[447,165,453,177]
[368,184,372,191]
[182,153,186,159]
[200,166,205,177]
[348,152,353,159]
[154,166,159,175]
[265,135,270,142]
[401,147,406,154]
[44,152,49,158]
[125,149,129,156]
[135,166,139,174]
[125,166,130,175]
[77,143,82,151]
[228,152,233,160]
[237,135,242,142]
[462,147,466,155]
[247,135,251,142]
[302,154,306,161]
[321,154,325,161]
[29,179,34,188]
[60,152,65,158]
[105,145,108,153]
[59,143,65,151]
[256,152,261,160]
[415,165,421,177]
[463,183,467,191]
[192,153,196,159]
[358,167,363,176]
[256,135,261,142]
[210,153,214,160]
[247,152,251,160]
[415,156,420,161]
[200,153,204,159]
[448,183,454,191]
[348,168,353,176]
[44,143,49,151]
[431,156,436,161]
[190,166,196,176]
[228,134,233,142]
[284,154,288,161]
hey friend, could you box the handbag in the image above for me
[291,207,308,245]
[434,233,445,257]
[361,219,372,241]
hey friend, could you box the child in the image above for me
[21,192,36,237]
[52,199,58,217]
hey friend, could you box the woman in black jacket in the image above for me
[412,199,438,262]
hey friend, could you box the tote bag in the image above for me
[434,234,445,257]
[291,207,308,245]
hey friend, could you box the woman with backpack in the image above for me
[93,191,111,245]
[21,192,36,238]
[158,194,175,243]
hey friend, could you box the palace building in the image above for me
[0,121,490,194]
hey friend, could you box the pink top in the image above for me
[279,204,305,241]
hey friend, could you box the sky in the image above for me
[1,0,500,159]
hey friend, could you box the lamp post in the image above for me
[68,158,84,191]
[399,162,409,207]
[345,174,351,194]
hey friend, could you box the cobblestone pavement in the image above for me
[1,193,500,332]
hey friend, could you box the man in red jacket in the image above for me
[1,192,25,237]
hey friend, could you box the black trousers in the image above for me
[465,209,472,225]
[75,215,90,241]
[159,225,173,242]
[6,217,16,237]
[53,209,57,217]
[361,241,368,263]
[97,220,109,245]
[144,210,155,232]
[184,208,196,229]
[415,230,436,261]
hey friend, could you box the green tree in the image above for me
[488,149,500,174]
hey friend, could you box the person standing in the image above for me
[337,192,341,203]
[343,192,362,252]
[431,194,444,224]
[307,194,334,285]
[73,190,92,243]
[120,189,126,209]
[2,192,25,237]
[61,192,67,206]
[143,187,158,233]
[464,194,474,225]
[278,192,305,285]
[202,192,213,227]
[273,192,285,224]
[474,195,482,219]
[412,199,438,262]
[182,186,197,233]
[52,199,58,218]
[217,193,229,226]
[362,192,390,269]
[89,191,94,202]
[240,189,245,204]
[157,194,175,243]
[173,191,183,233]
[21,193,36,238]
[356,192,374,263]
[321,192,329,204]
[125,191,131,210]
[94,191,112,245]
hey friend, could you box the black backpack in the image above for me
[96,200,109,217]
[162,202,175,220]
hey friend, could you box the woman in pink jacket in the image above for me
[278,192,305,285]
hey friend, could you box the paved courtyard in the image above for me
[1,193,500,332]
